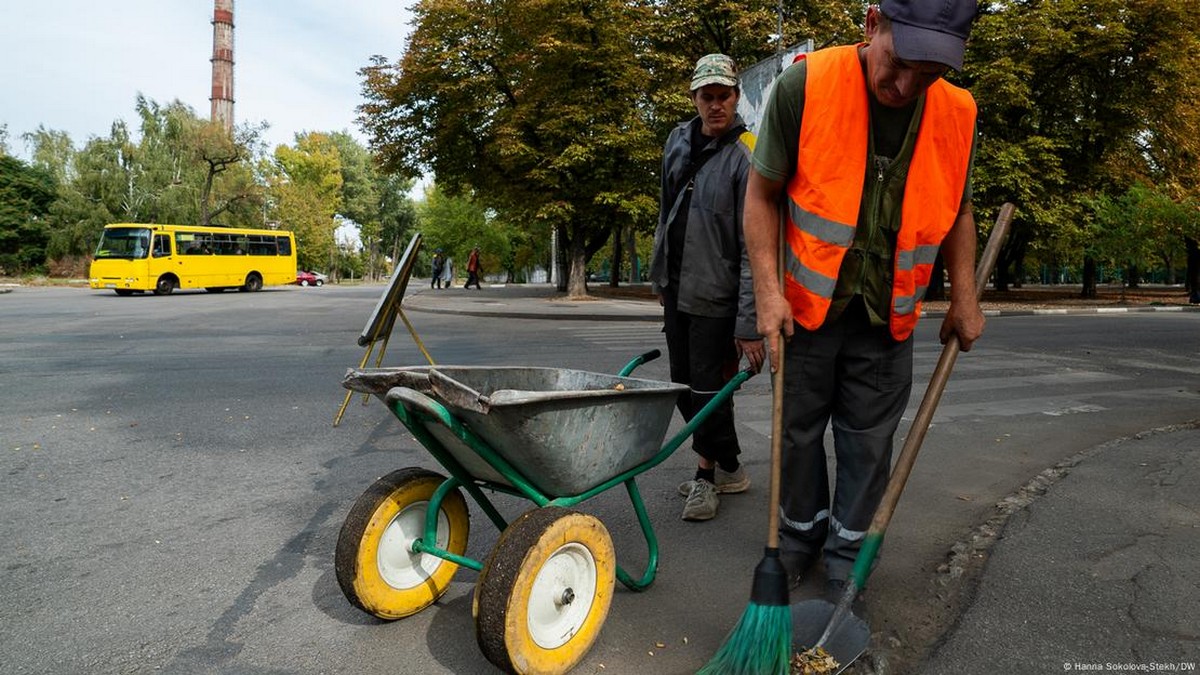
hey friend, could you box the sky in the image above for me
[2,1,414,159]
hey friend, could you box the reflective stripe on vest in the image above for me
[783,45,976,340]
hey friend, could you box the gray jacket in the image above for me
[650,115,758,339]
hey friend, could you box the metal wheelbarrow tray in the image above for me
[337,351,752,674]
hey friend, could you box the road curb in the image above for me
[406,301,1200,322]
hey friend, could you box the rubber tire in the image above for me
[205,287,225,293]
[241,274,263,292]
[474,507,615,675]
[300,279,310,286]
[114,289,134,296]
[153,276,175,296]
[314,279,323,286]
[335,468,469,620]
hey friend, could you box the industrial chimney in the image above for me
[210,0,234,132]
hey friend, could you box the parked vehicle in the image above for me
[296,271,323,287]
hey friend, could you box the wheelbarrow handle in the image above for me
[617,349,662,377]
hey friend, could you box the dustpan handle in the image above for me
[851,203,1015,588]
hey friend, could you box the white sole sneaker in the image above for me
[677,466,750,496]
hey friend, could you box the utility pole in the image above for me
[210,0,234,133]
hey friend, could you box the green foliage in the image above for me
[326,130,418,280]
[18,98,267,267]
[965,0,1200,283]
[360,0,808,292]
[377,173,418,265]
[0,155,56,274]
[415,184,512,278]
[1088,184,1199,276]
[269,132,344,272]
[641,0,863,134]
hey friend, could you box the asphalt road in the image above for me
[2,284,1198,674]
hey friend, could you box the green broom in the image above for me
[697,334,791,674]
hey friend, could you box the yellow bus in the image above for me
[89,223,297,296]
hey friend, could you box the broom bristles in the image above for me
[696,603,792,674]
[697,548,792,674]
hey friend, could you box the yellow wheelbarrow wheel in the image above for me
[474,507,616,674]
[335,467,469,619]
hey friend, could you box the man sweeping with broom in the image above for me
[701,1,982,671]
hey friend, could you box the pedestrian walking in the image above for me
[431,250,445,289]
[465,246,483,289]
[742,0,984,608]
[650,53,765,523]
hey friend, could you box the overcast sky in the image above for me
[3,1,414,159]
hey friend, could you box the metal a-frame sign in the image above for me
[333,232,434,426]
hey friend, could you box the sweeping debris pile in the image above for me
[791,645,839,674]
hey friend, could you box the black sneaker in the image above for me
[781,551,817,589]
[825,578,867,616]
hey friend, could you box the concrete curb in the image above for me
[405,300,1200,322]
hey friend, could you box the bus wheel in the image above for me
[153,276,176,296]
[114,289,134,297]
[241,274,263,292]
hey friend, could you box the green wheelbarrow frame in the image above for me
[383,351,753,591]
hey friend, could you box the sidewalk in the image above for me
[403,281,1199,674]
[922,424,1199,674]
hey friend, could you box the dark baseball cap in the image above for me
[880,0,978,71]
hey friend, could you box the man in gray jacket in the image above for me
[650,53,764,522]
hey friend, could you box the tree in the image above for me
[377,173,418,274]
[191,119,266,228]
[964,0,1200,296]
[360,0,663,297]
[415,184,512,281]
[269,133,343,272]
[0,155,56,275]
[20,97,269,272]
[328,131,386,280]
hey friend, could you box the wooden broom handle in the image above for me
[867,202,1015,534]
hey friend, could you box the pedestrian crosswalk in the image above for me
[556,319,1200,434]
[555,323,666,350]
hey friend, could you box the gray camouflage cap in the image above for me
[689,54,738,91]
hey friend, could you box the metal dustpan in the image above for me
[792,598,869,673]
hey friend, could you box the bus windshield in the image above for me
[94,227,152,260]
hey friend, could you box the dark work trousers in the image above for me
[778,297,913,582]
[661,286,742,470]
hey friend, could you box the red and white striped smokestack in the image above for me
[210,0,234,132]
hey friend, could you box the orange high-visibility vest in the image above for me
[782,45,976,340]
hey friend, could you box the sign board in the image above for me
[358,232,422,347]
[736,40,814,134]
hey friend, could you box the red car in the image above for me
[295,271,324,287]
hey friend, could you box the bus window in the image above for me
[248,235,276,256]
[152,235,171,258]
[94,227,152,259]
[277,236,292,256]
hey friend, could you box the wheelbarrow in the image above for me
[336,350,752,674]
